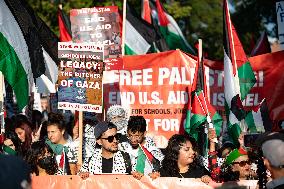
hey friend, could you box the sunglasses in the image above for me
[232,160,251,167]
[101,133,121,143]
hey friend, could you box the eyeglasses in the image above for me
[101,134,121,143]
[127,134,143,140]
[232,160,251,167]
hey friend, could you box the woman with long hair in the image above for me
[160,134,212,183]
[24,141,58,176]
[46,112,77,175]
[14,116,33,156]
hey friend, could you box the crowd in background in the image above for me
[0,105,283,189]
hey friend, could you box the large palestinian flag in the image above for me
[0,0,58,110]
[223,0,256,144]
[151,0,195,54]
[0,0,34,110]
[125,3,164,55]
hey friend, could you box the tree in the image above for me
[231,0,277,55]
[26,0,277,60]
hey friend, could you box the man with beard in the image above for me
[79,121,131,179]
[106,105,129,142]
[119,116,164,180]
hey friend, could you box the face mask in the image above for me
[112,118,128,131]
[38,155,56,170]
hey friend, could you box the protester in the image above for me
[79,121,132,179]
[221,148,252,181]
[259,131,284,189]
[160,134,212,183]
[2,131,21,155]
[207,128,223,182]
[24,141,58,176]
[46,112,78,175]
[14,115,33,156]
[119,115,164,180]
[106,105,129,142]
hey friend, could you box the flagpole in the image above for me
[198,39,218,143]
[78,111,83,170]
[0,72,4,134]
[121,0,127,57]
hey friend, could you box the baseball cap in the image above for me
[94,121,117,139]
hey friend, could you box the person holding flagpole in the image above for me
[119,115,164,180]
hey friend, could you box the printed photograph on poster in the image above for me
[58,42,104,113]
[70,6,121,59]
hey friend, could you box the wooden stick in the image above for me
[121,0,127,57]
[78,111,83,167]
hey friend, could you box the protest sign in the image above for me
[207,51,284,123]
[70,6,121,59]
[103,50,196,147]
[58,42,104,113]
[32,175,258,189]
[103,50,284,147]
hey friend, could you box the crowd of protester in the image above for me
[0,105,283,189]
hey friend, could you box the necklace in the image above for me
[179,173,184,178]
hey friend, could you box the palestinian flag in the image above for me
[185,41,222,155]
[136,145,159,175]
[58,7,72,42]
[245,99,272,133]
[5,0,58,95]
[151,0,195,54]
[0,0,33,110]
[4,0,45,79]
[20,0,59,90]
[141,0,152,24]
[125,3,166,55]
[250,31,271,57]
[223,0,256,144]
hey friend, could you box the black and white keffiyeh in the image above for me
[80,149,128,174]
[119,136,164,174]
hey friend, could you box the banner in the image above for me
[103,50,196,147]
[31,175,258,189]
[70,6,121,59]
[207,51,284,125]
[57,42,104,113]
[276,1,284,49]
[102,50,284,147]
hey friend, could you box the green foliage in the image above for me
[164,1,192,19]
[231,0,277,55]
[182,0,223,59]
[26,0,277,60]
